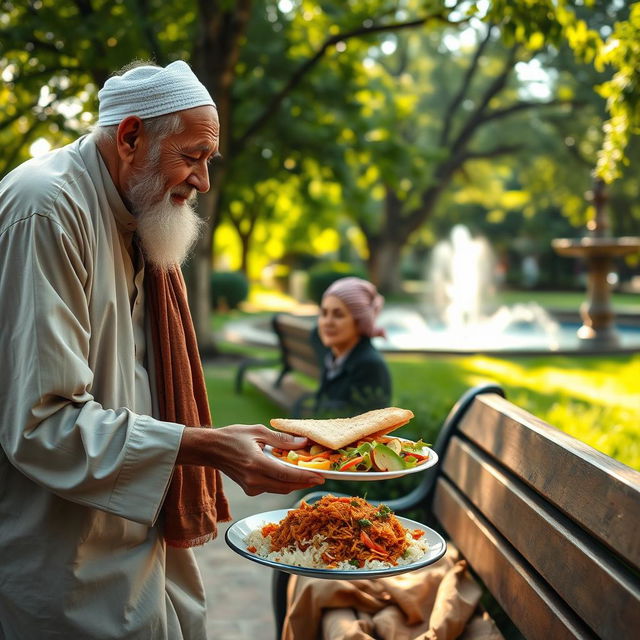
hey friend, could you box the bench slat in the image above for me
[279,337,318,364]
[245,369,312,410]
[285,354,321,380]
[459,394,640,570]
[433,476,598,640]
[273,314,315,331]
[443,436,640,639]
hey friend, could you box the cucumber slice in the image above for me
[371,444,406,471]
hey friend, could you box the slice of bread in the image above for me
[270,407,414,450]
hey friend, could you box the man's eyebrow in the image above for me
[184,147,223,161]
[182,144,214,153]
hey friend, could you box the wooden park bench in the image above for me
[272,383,640,639]
[235,313,319,417]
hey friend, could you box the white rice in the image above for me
[245,527,429,571]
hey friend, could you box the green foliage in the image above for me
[210,271,249,310]
[594,3,640,182]
[3,1,640,316]
[306,261,367,304]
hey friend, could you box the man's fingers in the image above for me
[265,429,309,450]
[261,452,324,484]
[237,451,325,495]
[224,460,324,496]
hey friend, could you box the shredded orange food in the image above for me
[264,495,411,568]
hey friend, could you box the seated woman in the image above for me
[312,277,391,416]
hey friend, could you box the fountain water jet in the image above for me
[398,224,563,352]
[429,225,495,328]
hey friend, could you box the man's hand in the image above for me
[177,424,325,496]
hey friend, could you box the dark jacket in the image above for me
[311,328,391,417]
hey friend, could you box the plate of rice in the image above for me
[225,495,447,580]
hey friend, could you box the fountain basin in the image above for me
[552,236,640,348]
[552,237,640,257]
[551,236,640,258]
[221,306,640,357]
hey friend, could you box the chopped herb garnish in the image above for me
[375,505,392,520]
[350,499,360,506]
[349,558,360,567]
[357,518,372,528]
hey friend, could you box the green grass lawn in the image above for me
[387,352,639,470]
[205,350,640,471]
[205,291,639,472]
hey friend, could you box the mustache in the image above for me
[172,188,197,203]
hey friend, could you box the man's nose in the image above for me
[189,162,210,193]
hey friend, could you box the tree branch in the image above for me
[449,44,519,157]
[0,119,40,176]
[132,0,167,65]
[440,24,494,146]
[234,11,462,150]
[71,0,94,18]
[461,143,523,161]
[479,98,583,125]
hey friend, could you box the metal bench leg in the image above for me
[272,569,290,639]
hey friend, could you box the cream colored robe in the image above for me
[0,137,208,639]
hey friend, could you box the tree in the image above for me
[1,1,639,335]
[279,23,581,291]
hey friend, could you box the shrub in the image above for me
[210,271,249,310]
[306,262,367,304]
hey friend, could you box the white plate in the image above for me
[263,441,438,481]
[225,508,447,580]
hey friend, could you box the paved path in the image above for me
[193,479,297,640]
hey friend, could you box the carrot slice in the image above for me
[360,530,387,555]
[339,456,364,471]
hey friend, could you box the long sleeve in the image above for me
[0,137,208,639]
[0,197,182,527]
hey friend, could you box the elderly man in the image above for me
[0,60,323,639]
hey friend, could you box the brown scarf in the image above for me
[146,266,231,548]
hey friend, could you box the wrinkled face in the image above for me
[154,105,220,205]
[318,295,360,356]
[126,106,220,271]
[127,105,219,206]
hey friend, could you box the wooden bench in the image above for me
[272,383,640,639]
[235,313,319,416]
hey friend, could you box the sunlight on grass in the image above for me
[242,285,317,313]
[208,305,639,471]
[465,356,638,411]
[383,352,639,470]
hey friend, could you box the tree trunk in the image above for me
[187,1,252,349]
[368,239,405,294]
[239,232,250,276]
[183,189,219,354]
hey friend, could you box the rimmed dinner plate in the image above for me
[263,441,438,481]
[225,508,447,580]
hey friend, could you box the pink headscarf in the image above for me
[322,277,386,338]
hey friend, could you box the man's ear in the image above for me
[116,116,144,163]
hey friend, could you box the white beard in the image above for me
[126,165,205,272]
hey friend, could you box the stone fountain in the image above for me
[552,178,640,349]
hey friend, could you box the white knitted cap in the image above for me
[97,60,215,126]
